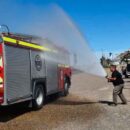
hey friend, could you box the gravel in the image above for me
[0,73,130,130]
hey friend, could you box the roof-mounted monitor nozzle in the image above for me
[0,24,10,35]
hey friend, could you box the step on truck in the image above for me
[0,32,71,109]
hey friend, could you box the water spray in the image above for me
[0,2,106,77]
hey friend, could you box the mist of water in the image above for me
[0,2,106,77]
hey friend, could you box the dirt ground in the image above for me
[0,73,130,130]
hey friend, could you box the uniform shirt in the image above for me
[111,70,124,86]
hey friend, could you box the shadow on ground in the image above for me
[99,100,113,105]
[0,94,62,123]
[125,80,130,83]
[0,94,107,123]
[54,99,98,105]
[0,102,32,122]
[124,87,130,89]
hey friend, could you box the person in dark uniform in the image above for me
[107,65,127,106]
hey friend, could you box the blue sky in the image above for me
[1,0,130,57]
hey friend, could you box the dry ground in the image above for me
[0,73,130,130]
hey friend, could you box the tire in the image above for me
[32,85,45,110]
[62,82,70,96]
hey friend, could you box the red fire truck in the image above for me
[0,32,71,109]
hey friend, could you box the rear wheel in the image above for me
[62,81,70,96]
[32,85,45,110]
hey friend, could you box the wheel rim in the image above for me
[65,83,68,91]
[36,89,43,106]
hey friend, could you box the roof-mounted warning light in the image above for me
[0,24,10,35]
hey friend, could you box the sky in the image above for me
[0,0,130,58]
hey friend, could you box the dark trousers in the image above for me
[113,84,127,104]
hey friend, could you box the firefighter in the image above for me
[107,65,127,106]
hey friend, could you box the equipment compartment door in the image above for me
[5,45,31,102]
[45,60,58,94]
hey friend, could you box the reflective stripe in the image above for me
[0,57,3,67]
[3,37,17,44]
[0,84,3,88]
[19,41,51,51]
[58,64,70,68]
[64,65,70,68]
[3,36,51,51]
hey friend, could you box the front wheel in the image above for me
[32,85,45,110]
